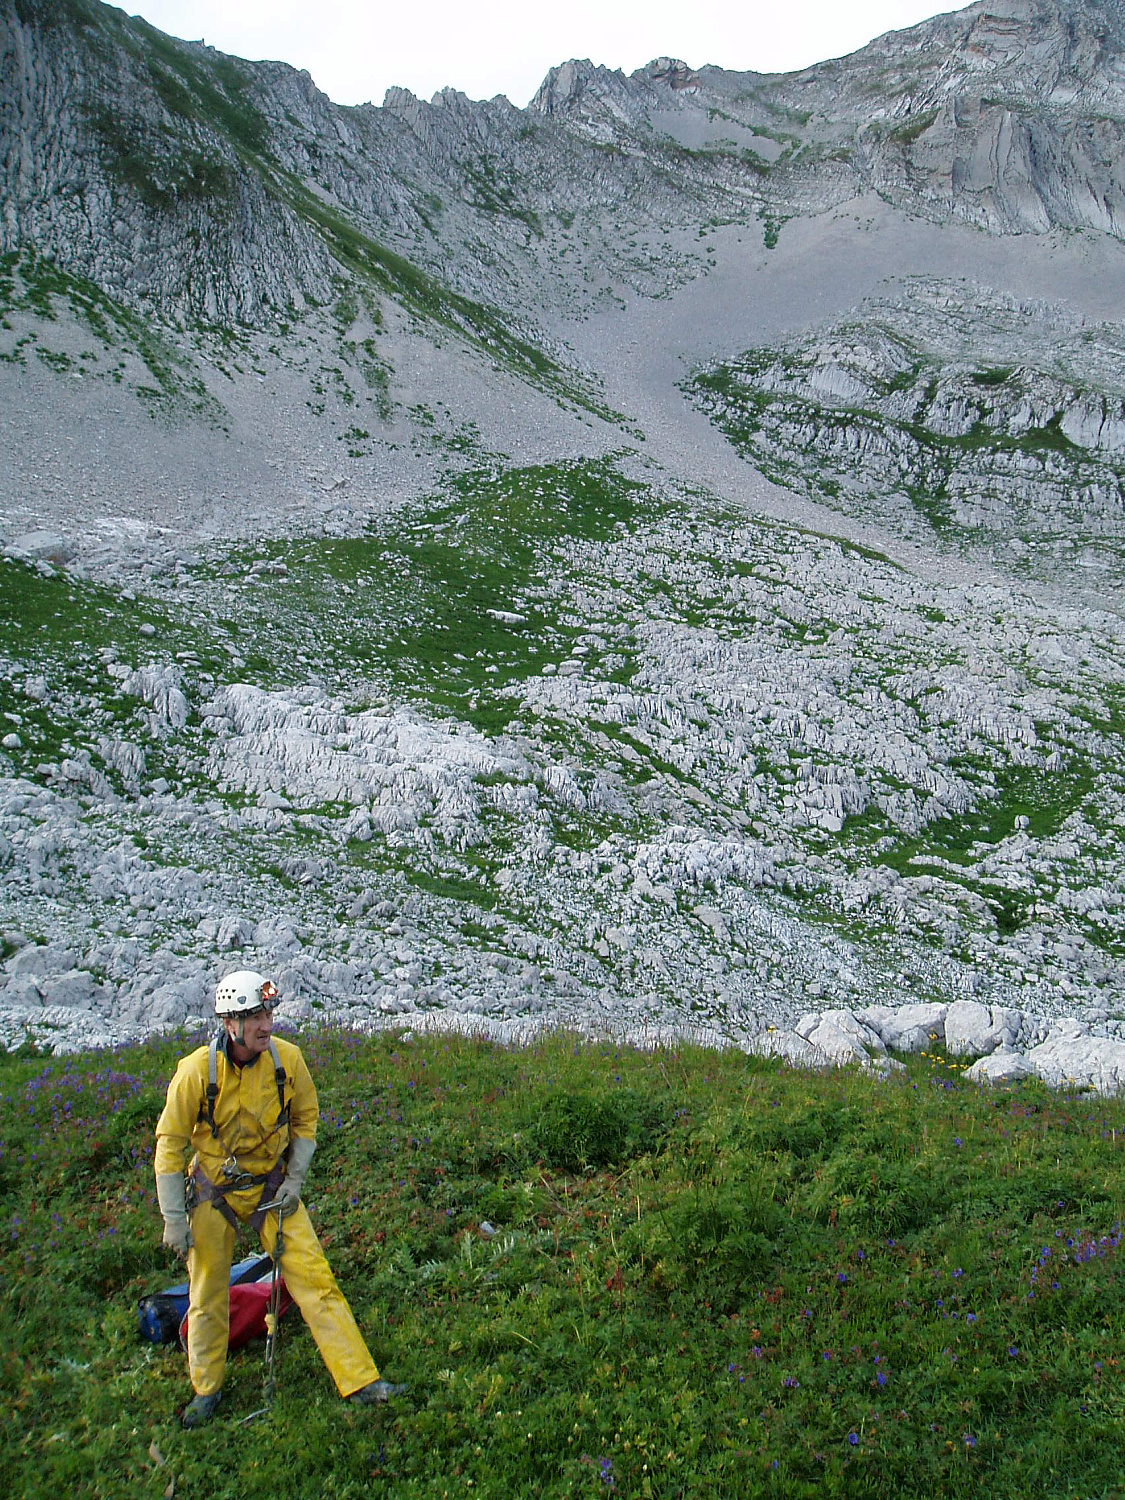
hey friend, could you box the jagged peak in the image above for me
[526,58,632,117]
[430,86,473,110]
[381,84,420,112]
[639,57,701,90]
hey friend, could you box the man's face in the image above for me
[225,1007,273,1057]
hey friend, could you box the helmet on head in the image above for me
[215,969,279,1017]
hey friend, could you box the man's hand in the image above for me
[156,1173,193,1260]
[274,1136,316,1214]
[162,1215,193,1258]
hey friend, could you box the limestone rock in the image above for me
[964,1049,1036,1085]
[6,942,79,978]
[1025,1032,1125,1094]
[6,531,74,564]
[122,665,189,730]
[858,1001,948,1053]
[797,1008,887,1066]
[0,976,44,1010]
[945,999,1020,1056]
[39,968,97,1009]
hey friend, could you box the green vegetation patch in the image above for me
[0,250,225,426]
[2,1030,1124,1498]
[859,758,1098,877]
[889,108,939,146]
[235,456,648,731]
[0,555,224,680]
[87,107,235,214]
[0,554,231,795]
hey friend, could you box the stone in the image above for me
[6,942,79,978]
[797,1008,886,1066]
[859,1001,948,1053]
[40,968,96,1009]
[1025,1033,1125,1095]
[0,976,44,1009]
[946,1000,1002,1056]
[7,531,74,564]
[964,1049,1036,1085]
[122,665,189,728]
[146,981,199,1025]
[747,1029,830,1068]
[216,916,253,951]
[99,738,146,783]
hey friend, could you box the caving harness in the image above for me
[187,1032,291,1234]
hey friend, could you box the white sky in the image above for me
[125,2,960,109]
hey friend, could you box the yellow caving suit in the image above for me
[155,1034,379,1398]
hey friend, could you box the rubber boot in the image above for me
[183,1389,223,1428]
[349,1379,406,1404]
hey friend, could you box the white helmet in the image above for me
[215,969,279,1016]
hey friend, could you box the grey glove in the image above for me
[274,1136,316,1214]
[156,1173,193,1259]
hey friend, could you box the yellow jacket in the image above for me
[155,1035,317,1183]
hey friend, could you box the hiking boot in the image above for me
[182,1390,222,1428]
[349,1379,406,1405]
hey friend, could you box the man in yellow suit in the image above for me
[155,969,403,1428]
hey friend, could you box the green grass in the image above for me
[228,456,648,731]
[2,1030,1124,1498]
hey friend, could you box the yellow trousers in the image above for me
[187,1191,379,1398]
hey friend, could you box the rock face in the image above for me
[5,0,1125,331]
[945,1000,1022,1056]
[759,1001,1125,1097]
[688,279,1125,591]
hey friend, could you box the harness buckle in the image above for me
[227,1170,263,1191]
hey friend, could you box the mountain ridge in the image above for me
[7,0,1125,333]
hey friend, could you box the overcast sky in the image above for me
[125,2,960,109]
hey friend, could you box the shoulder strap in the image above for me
[203,1033,221,1138]
[270,1039,290,1132]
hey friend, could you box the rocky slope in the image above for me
[0,0,1123,1066]
[7,0,1125,329]
[688,277,1125,586]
